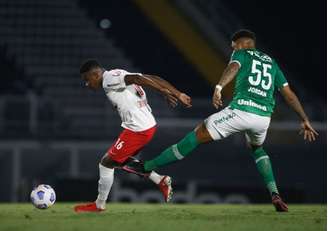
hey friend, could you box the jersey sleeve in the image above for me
[274,63,288,89]
[229,50,244,67]
[103,69,142,91]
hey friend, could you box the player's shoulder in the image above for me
[107,69,129,77]
[230,49,247,65]
[104,69,141,82]
[103,69,128,88]
[231,49,246,57]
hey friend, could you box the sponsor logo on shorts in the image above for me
[237,99,267,111]
[213,112,237,125]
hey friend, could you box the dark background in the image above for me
[226,0,326,98]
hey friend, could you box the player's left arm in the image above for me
[280,86,319,142]
[275,61,318,142]
[125,74,192,108]
[212,62,240,109]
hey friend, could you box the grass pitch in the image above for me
[0,203,325,231]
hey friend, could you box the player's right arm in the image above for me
[125,74,192,108]
[212,49,243,109]
[212,62,240,109]
[275,63,319,142]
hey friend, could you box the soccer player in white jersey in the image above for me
[74,60,192,212]
[127,30,319,212]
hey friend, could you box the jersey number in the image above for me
[248,60,272,90]
[114,138,124,150]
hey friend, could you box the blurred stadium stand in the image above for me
[0,0,178,139]
[0,0,325,203]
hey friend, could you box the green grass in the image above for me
[0,203,325,231]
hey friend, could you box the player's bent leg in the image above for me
[249,144,288,212]
[122,157,173,202]
[95,156,116,210]
[107,126,174,202]
[194,122,215,144]
[142,122,212,172]
[100,154,122,168]
[74,154,115,213]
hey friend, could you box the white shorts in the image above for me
[204,107,271,145]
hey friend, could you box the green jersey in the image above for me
[229,48,288,117]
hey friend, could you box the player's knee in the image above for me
[100,154,119,168]
[195,123,213,144]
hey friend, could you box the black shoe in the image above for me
[121,157,150,177]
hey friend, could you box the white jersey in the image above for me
[102,69,156,132]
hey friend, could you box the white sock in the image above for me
[95,164,114,209]
[148,171,163,184]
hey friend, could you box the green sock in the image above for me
[252,147,279,195]
[144,131,200,171]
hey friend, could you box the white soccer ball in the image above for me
[30,184,56,209]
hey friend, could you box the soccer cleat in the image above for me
[74,202,105,213]
[122,157,150,177]
[158,176,173,202]
[272,194,288,212]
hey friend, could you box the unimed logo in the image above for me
[110,180,250,204]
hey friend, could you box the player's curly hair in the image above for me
[231,29,256,42]
[80,59,101,74]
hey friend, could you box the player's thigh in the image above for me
[108,127,156,163]
[245,115,271,146]
[204,107,245,141]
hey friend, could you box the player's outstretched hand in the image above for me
[212,88,223,109]
[166,93,179,108]
[161,89,178,108]
[299,120,319,142]
[178,93,192,108]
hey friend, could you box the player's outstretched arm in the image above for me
[143,74,192,108]
[125,74,192,108]
[280,85,319,142]
[213,62,240,109]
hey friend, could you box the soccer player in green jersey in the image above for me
[127,29,319,212]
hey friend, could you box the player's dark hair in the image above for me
[80,59,101,74]
[231,29,256,42]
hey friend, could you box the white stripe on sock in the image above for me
[255,155,269,163]
[172,144,184,160]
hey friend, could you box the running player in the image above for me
[126,30,319,212]
[74,60,192,212]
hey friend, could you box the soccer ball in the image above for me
[30,184,56,209]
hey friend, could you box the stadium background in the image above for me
[0,0,325,205]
